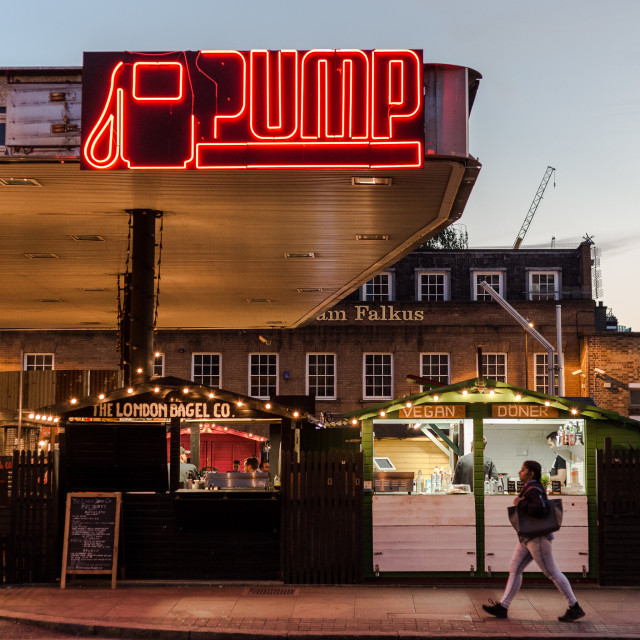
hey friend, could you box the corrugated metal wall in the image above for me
[0,370,124,410]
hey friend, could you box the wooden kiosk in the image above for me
[345,377,640,583]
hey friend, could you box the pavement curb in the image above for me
[3,610,640,640]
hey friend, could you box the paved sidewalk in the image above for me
[1,583,639,639]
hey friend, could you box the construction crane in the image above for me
[513,166,556,249]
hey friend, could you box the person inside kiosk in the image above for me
[546,431,567,485]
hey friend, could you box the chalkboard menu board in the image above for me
[61,492,121,588]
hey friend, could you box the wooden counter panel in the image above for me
[373,494,475,526]
[484,495,587,527]
[372,494,476,572]
[484,496,588,573]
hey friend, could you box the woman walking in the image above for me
[482,460,585,622]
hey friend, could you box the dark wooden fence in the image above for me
[281,450,363,584]
[3,450,58,583]
[597,438,640,585]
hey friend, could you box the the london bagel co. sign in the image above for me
[81,50,424,170]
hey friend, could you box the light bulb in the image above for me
[127,388,134,394]
[293,411,299,417]
[99,393,105,400]
[265,402,271,409]
[433,395,439,401]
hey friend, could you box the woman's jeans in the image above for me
[500,535,577,608]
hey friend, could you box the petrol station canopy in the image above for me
[0,51,481,330]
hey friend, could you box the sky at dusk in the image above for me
[4,0,640,328]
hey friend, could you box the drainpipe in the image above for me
[556,305,565,396]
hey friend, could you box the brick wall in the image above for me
[582,332,640,417]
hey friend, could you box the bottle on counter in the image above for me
[416,470,424,494]
[434,466,441,491]
[556,427,564,447]
[570,467,579,485]
[425,476,432,493]
[484,475,490,495]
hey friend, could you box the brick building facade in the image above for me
[1,242,611,417]
[581,332,640,419]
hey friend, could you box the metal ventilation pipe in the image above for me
[478,281,556,395]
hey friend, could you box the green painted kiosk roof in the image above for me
[342,377,640,427]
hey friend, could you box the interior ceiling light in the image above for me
[81,321,101,325]
[69,235,105,242]
[265,320,284,324]
[1,178,42,187]
[296,287,325,293]
[355,234,389,241]
[247,298,272,303]
[36,298,62,303]
[25,253,59,259]
[81,287,108,292]
[351,177,392,186]
[284,252,315,259]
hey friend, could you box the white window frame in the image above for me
[249,353,279,399]
[528,270,561,301]
[628,383,640,411]
[0,106,6,152]
[416,270,450,301]
[420,353,450,385]
[360,272,393,302]
[534,352,563,394]
[363,353,393,400]
[192,353,222,388]
[153,353,165,377]
[471,270,505,301]
[23,353,54,370]
[479,352,507,383]
[306,353,337,400]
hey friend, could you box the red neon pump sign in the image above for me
[81,50,424,170]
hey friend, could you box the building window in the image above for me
[360,272,392,301]
[420,353,450,385]
[363,353,393,399]
[307,353,336,400]
[153,353,165,377]
[534,353,562,394]
[24,353,54,370]
[417,271,449,301]
[249,353,278,399]
[472,271,504,301]
[192,353,221,388]
[529,270,560,300]
[630,384,640,419]
[480,353,507,383]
